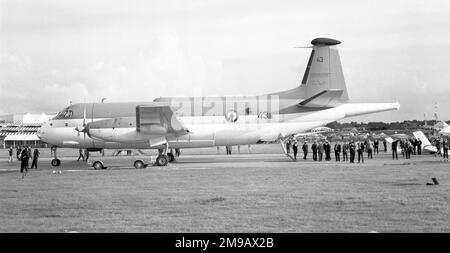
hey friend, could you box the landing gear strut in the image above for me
[51,146,61,167]
[155,142,170,166]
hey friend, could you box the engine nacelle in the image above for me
[86,117,168,142]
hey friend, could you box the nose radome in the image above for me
[37,122,48,140]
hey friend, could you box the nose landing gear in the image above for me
[50,146,61,167]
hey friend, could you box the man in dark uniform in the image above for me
[357,142,365,163]
[349,141,356,163]
[31,148,40,169]
[374,139,379,154]
[383,139,387,152]
[19,146,30,179]
[392,140,399,160]
[334,142,341,162]
[323,141,331,161]
[302,141,308,160]
[311,141,318,161]
[417,139,422,155]
[292,140,298,160]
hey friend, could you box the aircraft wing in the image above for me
[413,131,437,153]
[85,105,189,144]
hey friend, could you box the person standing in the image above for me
[374,140,379,154]
[357,142,365,163]
[19,146,30,179]
[417,139,422,155]
[366,139,373,159]
[175,148,181,157]
[286,139,291,154]
[383,139,387,152]
[302,141,308,160]
[405,141,412,159]
[292,140,298,160]
[31,148,40,169]
[443,139,449,162]
[349,141,356,163]
[318,141,323,161]
[16,146,21,161]
[8,147,13,163]
[342,142,348,162]
[392,140,399,160]
[334,142,341,162]
[77,149,85,161]
[324,141,331,161]
[312,141,318,161]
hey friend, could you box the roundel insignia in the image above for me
[225,110,239,123]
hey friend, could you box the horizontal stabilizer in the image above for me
[298,89,344,107]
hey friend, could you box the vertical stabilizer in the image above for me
[301,38,349,102]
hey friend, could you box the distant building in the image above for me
[0,113,55,148]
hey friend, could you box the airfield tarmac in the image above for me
[0,144,449,232]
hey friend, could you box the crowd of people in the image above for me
[7,146,40,179]
[283,136,429,163]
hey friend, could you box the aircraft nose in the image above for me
[37,121,48,141]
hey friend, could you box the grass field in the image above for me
[0,144,449,232]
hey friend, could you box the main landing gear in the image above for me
[51,146,61,167]
[152,144,174,167]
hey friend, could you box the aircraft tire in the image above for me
[93,161,105,170]
[51,158,61,167]
[167,153,175,163]
[156,155,169,166]
[134,160,145,169]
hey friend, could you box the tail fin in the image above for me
[301,38,349,102]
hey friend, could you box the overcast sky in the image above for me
[1,0,449,122]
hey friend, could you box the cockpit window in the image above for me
[53,108,74,119]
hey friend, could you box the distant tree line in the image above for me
[326,120,450,131]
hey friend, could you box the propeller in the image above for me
[75,102,88,141]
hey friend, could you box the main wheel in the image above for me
[134,160,145,169]
[93,161,104,170]
[167,153,175,163]
[51,158,61,167]
[156,155,169,166]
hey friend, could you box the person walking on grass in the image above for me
[31,148,40,169]
[77,148,85,161]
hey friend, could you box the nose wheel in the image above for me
[51,146,61,166]
[51,158,61,167]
